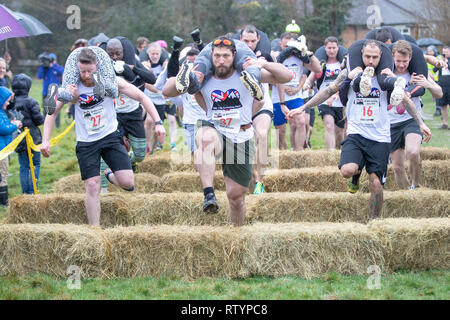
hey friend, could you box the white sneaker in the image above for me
[360,67,374,97]
[390,77,406,106]
[100,187,108,194]
[287,35,308,56]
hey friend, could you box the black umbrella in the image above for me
[416,38,444,47]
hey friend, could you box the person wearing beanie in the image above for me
[11,74,45,194]
[0,86,22,206]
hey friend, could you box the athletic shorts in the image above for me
[339,134,390,185]
[166,104,177,116]
[273,98,304,126]
[76,130,132,180]
[117,106,146,139]
[197,120,255,188]
[318,104,346,129]
[436,86,450,106]
[155,104,168,121]
[390,118,422,153]
[252,109,274,121]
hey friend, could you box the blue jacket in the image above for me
[0,108,18,151]
[37,63,64,96]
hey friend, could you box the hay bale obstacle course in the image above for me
[8,190,450,227]
[54,160,450,194]
[0,218,448,279]
[3,147,449,280]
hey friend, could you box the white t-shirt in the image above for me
[115,76,140,113]
[200,71,254,143]
[74,83,118,142]
[271,56,304,103]
[144,64,166,105]
[388,72,422,124]
[346,77,391,143]
[319,61,343,107]
[171,93,208,125]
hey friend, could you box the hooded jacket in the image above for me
[11,74,45,153]
[0,87,17,151]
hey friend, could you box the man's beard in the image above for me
[212,64,234,79]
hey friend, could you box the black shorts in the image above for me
[117,106,146,139]
[166,104,176,116]
[155,104,168,121]
[76,130,132,180]
[252,109,273,121]
[308,106,315,127]
[318,104,346,129]
[390,118,423,153]
[436,86,450,106]
[339,134,390,185]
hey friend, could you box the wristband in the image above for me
[155,120,164,126]
[280,102,286,106]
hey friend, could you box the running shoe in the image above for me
[287,35,308,56]
[240,70,264,101]
[347,175,360,194]
[92,71,105,99]
[390,76,406,107]
[203,192,219,214]
[190,28,201,45]
[254,182,264,194]
[170,142,177,151]
[43,83,58,115]
[100,187,108,194]
[359,67,374,97]
[155,142,163,151]
[439,124,448,130]
[176,60,194,94]
[173,36,184,52]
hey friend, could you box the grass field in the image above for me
[0,78,448,300]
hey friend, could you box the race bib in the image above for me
[116,94,138,111]
[84,104,107,135]
[353,97,380,123]
[442,67,450,76]
[212,109,241,134]
[285,64,301,86]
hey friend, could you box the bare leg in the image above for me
[405,133,422,187]
[253,113,271,182]
[390,148,409,189]
[194,127,221,188]
[335,126,345,150]
[276,124,287,150]
[225,176,248,227]
[323,114,336,150]
[368,173,383,220]
[144,115,156,152]
[103,169,134,190]
[166,113,177,145]
[442,105,448,127]
[340,163,360,179]
[292,113,306,151]
[84,176,101,226]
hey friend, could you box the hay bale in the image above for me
[274,149,341,169]
[0,218,448,279]
[160,172,226,193]
[9,190,449,227]
[263,167,347,192]
[370,218,450,271]
[53,174,85,193]
[106,225,248,279]
[242,222,385,278]
[247,190,450,224]
[0,223,110,278]
[359,160,450,192]
[420,147,450,161]
[137,153,173,176]
[54,173,162,194]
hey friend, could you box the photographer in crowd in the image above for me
[37,52,64,128]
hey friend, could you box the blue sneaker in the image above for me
[254,181,264,194]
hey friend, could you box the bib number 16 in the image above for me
[362,106,373,117]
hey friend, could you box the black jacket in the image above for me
[10,74,45,153]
